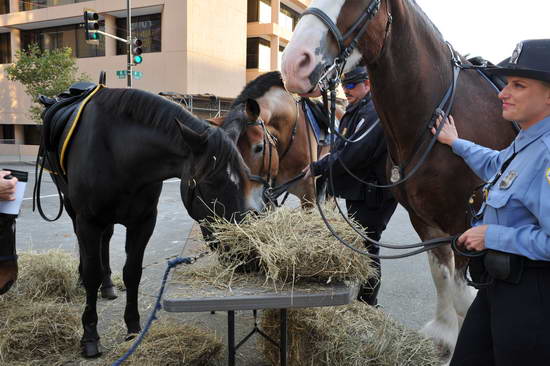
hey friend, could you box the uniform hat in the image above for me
[342,66,369,84]
[485,39,550,83]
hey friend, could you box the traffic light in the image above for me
[84,9,99,44]
[132,38,143,65]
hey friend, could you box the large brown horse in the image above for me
[281,0,516,355]
[212,71,341,209]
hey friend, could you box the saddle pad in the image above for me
[302,99,337,146]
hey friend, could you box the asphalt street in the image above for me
[6,161,436,364]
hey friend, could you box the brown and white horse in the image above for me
[212,71,342,209]
[281,0,516,356]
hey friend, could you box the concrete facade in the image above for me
[0,0,310,152]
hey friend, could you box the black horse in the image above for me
[43,87,254,357]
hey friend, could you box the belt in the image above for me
[524,258,550,268]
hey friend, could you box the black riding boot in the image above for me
[357,231,382,306]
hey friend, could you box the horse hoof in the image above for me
[125,333,139,342]
[100,286,118,300]
[81,340,102,358]
[0,279,14,295]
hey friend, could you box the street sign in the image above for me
[116,70,126,79]
[132,71,143,80]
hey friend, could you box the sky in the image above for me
[415,0,549,63]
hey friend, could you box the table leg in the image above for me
[280,309,288,366]
[228,310,236,366]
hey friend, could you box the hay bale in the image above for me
[207,204,375,286]
[102,322,224,366]
[260,302,440,366]
[9,249,84,303]
[0,301,81,365]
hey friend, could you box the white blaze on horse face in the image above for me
[226,164,240,186]
[282,0,346,94]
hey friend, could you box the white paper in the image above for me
[0,181,27,215]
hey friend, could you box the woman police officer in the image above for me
[433,39,550,365]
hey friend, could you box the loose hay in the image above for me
[207,203,375,286]
[260,302,440,366]
[8,249,84,302]
[0,301,81,365]
[101,322,224,366]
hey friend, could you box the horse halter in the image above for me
[246,117,278,205]
[302,0,383,91]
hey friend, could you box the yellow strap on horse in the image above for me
[59,84,103,174]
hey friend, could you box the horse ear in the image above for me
[175,118,208,147]
[245,99,261,121]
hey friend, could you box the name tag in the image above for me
[499,170,518,190]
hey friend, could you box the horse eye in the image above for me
[254,145,264,154]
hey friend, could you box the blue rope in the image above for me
[0,255,17,262]
[112,254,206,365]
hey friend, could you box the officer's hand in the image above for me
[0,170,17,201]
[431,114,459,146]
[458,225,488,251]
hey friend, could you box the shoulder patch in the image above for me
[546,167,550,185]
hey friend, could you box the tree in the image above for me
[5,43,90,123]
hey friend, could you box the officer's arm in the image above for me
[484,158,550,260]
[451,139,509,182]
[328,111,383,178]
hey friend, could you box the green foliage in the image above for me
[5,43,90,123]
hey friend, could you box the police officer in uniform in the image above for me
[304,66,397,306]
[433,39,550,365]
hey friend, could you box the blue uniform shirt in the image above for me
[451,117,550,260]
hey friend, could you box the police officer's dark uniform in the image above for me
[310,66,397,306]
[446,40,550,366]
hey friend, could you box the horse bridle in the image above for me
[302,0,383,91]
[248,101,305,206]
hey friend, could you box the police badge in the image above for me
[499,170,518,189]
[390,166,401,183]
[510,42,523,64]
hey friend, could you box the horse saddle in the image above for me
[301,98,332,146]
[38,82,102,175]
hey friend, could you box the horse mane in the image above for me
[223,71,286,139]
[231,71,285,108]
[408,0,445,42]
[94,88,248,182]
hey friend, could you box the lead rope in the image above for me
[112,251,209,366]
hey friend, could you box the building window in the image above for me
[248,0,271,23]
[21,22,105,58]
[0,33,11,64]
[24,125,41,145]
[18,0,91,11]
[280,4,299,32]
[247,37,271,70]
[1,125,14,141]
[116,14,161,55]
[0,0,9,14]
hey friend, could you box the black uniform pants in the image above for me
[451,266,550,366]
[346,198,397,305]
